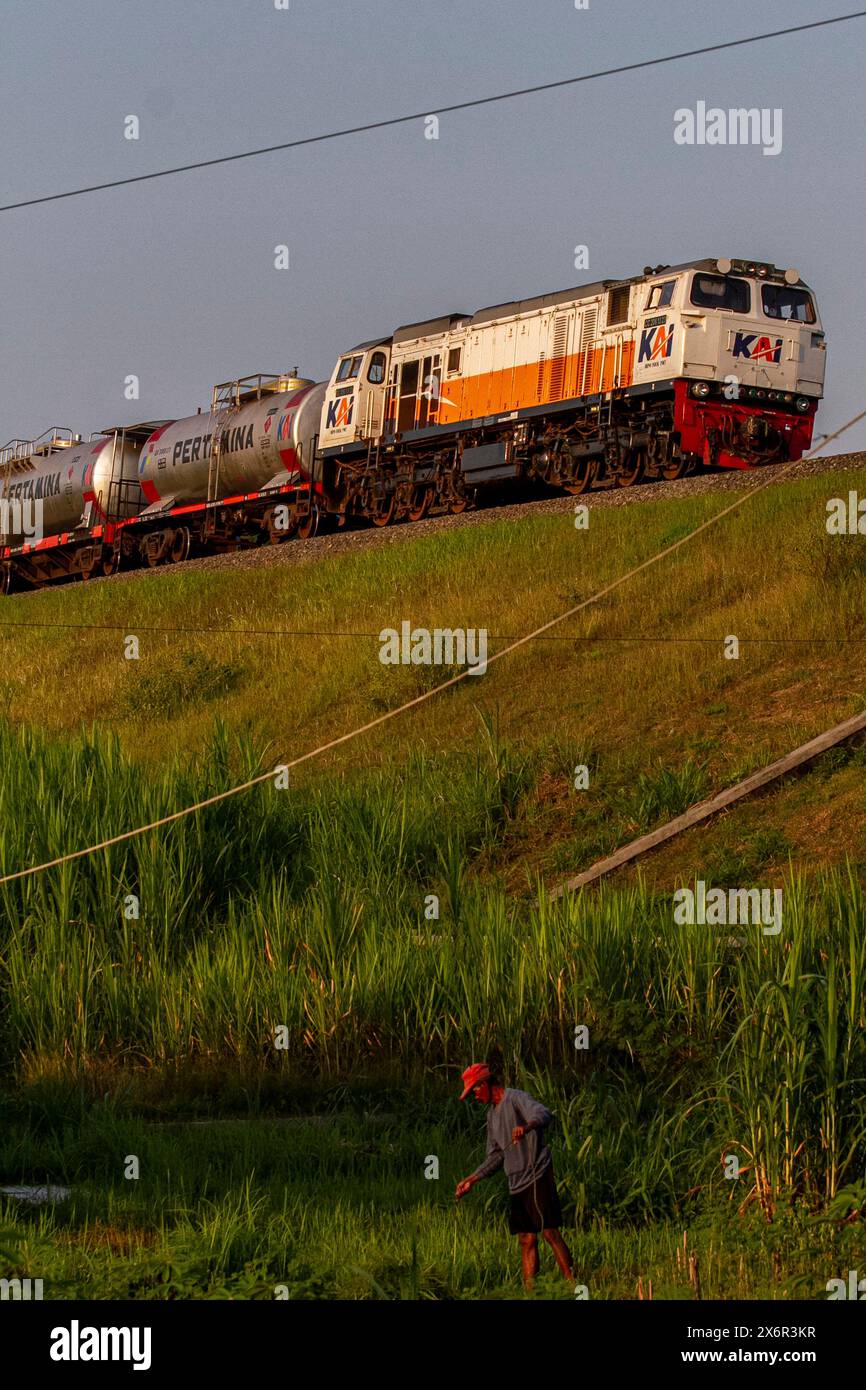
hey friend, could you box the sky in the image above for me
[1,0,864,450]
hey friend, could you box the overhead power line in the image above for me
[1,11,864,214]
[0,622,865,646]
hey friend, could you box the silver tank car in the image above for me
[136,379,327,508]
[0,434,142,545]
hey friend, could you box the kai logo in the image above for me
[326,395,355,430]
[732,333,783,363]
[638,323,674,364]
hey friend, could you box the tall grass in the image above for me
[1,719,864,1218]
[1,1107,863,1300]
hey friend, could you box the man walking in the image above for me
[455,1062,573,1290]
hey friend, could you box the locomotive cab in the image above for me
[635,258,827,470]
[321,339,391,452]
[635,259,825,402]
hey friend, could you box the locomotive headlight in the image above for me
[795,397,810,412]
[691,381,711,397]
[784,393,793,403]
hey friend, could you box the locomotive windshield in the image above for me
[690,274,750,312]
[761,284,816,323]
[336,355,363,382]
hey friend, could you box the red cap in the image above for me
[459,1062,492,1100]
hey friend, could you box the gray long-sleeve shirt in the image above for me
[471,1088,553,1194]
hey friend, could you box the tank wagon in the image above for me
[131,373,327,566]
[0,428,143,590]
[0,256,826,592]
[0,374,326,590]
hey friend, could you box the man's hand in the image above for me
[455,1176,476,1201]
[511,1123,534,1143]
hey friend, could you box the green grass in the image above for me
[0,468,864,778]
[1,1102,863,1300]
[0,718,865,1215]
[2,468,866,1297]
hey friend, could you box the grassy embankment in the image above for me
[1,468,865,1297]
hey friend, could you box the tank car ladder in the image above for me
[203,383,240,536]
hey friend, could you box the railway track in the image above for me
[11,449,866,595]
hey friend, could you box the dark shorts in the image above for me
[508,1164,562,1234]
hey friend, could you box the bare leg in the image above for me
[542,1227,574,1280]
[518,1232,539,1289]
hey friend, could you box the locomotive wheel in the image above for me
[145,543,163,568]
[660,455,688,481]
[102,549,121,578]
[1,565,16,596]
[170,527,192,564]
[617,451,645,488]
[407,487,433,522]
[297,507,319,540]
[370,493,396,528]
[448,491,469,514]
[564,456,597,495]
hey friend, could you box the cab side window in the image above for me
[367,352,387,384]
[646,281,675,311]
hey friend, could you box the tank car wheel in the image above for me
[1,565,16,596]
[297,507,319,540]
[268,516,298,545]
[616,450,645,488]
[564,457,597,494]
[170,527,192,564]
[407,488,433,522]
[102,549,121,578]
[370,493,396,527]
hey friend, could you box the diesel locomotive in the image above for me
[0,256,826,592]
